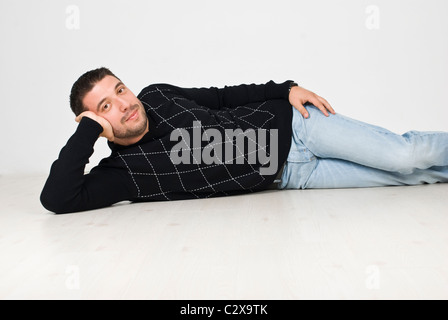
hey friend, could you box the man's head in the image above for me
[70,67,148,145]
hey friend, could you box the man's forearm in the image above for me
[161,81,293,110]
[40,117,102,213]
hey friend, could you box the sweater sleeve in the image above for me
[40,117,133,214]
[167,80,294,110]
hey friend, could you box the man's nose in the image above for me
[117,98,130,112]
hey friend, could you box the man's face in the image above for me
[83,75,148,142]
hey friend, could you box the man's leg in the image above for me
[280,105,448,189]
[280,139,448,189]
[294,105,448,174]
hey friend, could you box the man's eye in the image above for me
[103,104,111,110]
[118,87,126,94]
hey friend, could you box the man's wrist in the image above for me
[76,116,104,142]
[288,81,299,104]
[289,81,299,92]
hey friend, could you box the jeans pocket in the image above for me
[287,147,316,163]
[280,147,318,189]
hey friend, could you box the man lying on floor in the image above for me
[40,68,448,214]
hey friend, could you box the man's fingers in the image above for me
[293,104,309,118]
[75,111,91,123]
[317,96,336,114]
[75,111,99,124]
[309,96,329,117]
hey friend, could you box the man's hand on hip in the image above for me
[75,111,115,142]
[289,86,335,119]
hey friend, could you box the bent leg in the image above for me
[293,105,448,174]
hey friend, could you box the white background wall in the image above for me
[0,0,447,175]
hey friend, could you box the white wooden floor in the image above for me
[0,174,447,300]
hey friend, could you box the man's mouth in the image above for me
[123,105,140,123]
[126,109,138,122]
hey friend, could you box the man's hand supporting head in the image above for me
[75,111,115,142]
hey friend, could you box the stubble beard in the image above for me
[113,103,148,139]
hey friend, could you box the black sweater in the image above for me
[41,81,294,214]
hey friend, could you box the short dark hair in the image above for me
[69,67,120,116]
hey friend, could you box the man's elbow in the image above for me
[40,190,78,214]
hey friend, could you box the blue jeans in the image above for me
[279,105,448,189]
